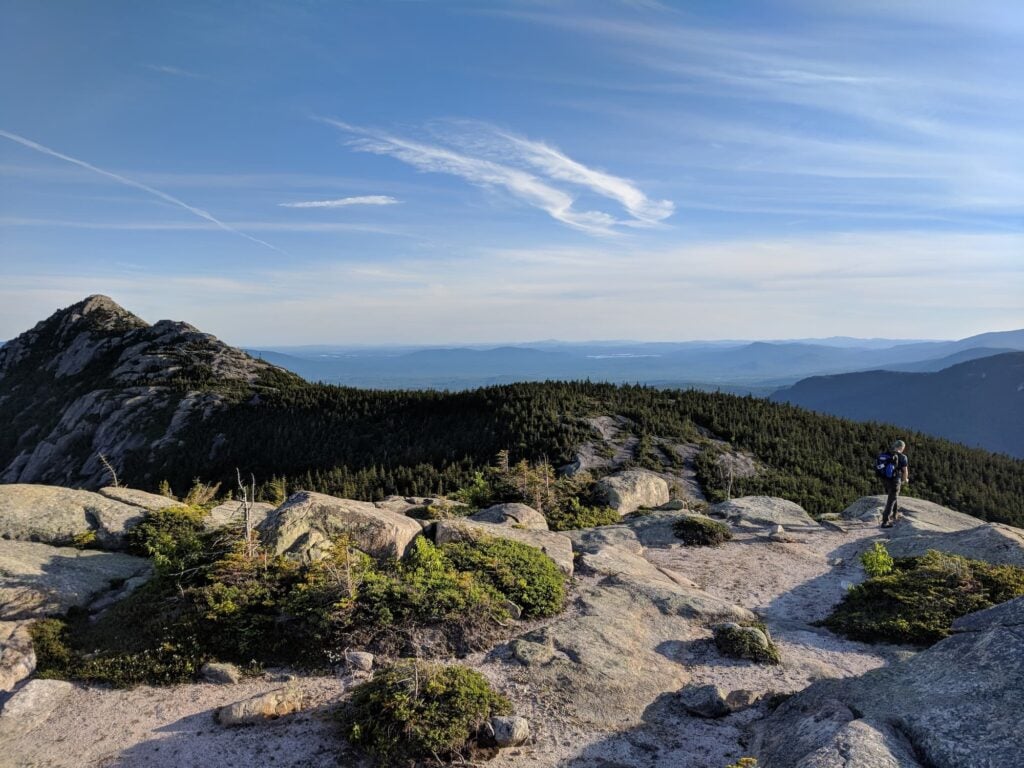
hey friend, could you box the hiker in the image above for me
[878,439,909,528]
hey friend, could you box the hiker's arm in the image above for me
[902,464,909,482]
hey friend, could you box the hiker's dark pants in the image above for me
[882,478,901,524]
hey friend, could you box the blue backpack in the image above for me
[875,452,900,479]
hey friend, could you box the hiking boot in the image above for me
[881,521,893,528]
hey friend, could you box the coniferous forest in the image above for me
[139,376,1024,527]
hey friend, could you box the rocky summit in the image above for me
[1,487,1022,766]
[0,295,298,489]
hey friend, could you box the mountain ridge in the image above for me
[772,352,1024,457]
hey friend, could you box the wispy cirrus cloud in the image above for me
[320,118,673,235]
[279,195,400,208]
[0,129,286,254]
[145,64,208,80]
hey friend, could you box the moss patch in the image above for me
[344,660,511,766]
[674,515,733,546]
[821,549,1024,646]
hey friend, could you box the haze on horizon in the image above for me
[1,1,1022,347]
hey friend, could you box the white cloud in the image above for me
[0,130,286,254]
[5,231,1019,344]
[279,195,400,208]
[320,118,672,235]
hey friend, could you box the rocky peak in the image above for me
[0,295,300,489]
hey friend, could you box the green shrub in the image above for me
[545,497,620,531]
[440,536,566,619]
[450,471,496,508]
[725,760,758,768]
[821,550,1024,645]
[196,546,299,660]
[860,541,894,577]
[124,505,210,574]
[713,621,781,664]
[354,537,509,656]
[345,660,511,765]
[674,515,733,546]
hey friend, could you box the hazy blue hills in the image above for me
[771,352,1024,458]
[248,328,1024,392]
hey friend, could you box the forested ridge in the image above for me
[140,377,1024,527]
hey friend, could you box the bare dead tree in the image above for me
[718,459,735,501]
[236,468,257,558]
[98,453,120,488]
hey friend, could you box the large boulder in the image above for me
[492,540,752,730]
[566,510,681,554]
[433,518,574,577]
[0,680,75,738]
[373,495,466,518]
[709,496,821,532]
[597,470,670,515]
[205,500,277,531]
[97,486,180,511]
[470,503,549,530]
[0,539,152,620]
[843,496,1024,567]
[0,484,146,548]
[259,491,423,562]
[752,597,1024,767]
[841,495,983,532]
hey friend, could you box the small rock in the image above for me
[0,623,36,692]
[658,499,687,511]
[713,622,781,665]
[345,651,374,672]
[491,715,530,747]
[678,684,730,718]
[201,662,242,684]
[510,638,555,667]
[217,686,304,726]
[724,689,764,710]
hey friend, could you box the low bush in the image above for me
[545,498,620,531]
[860,541,894,577]
[713,621,781,665]
[440,536,566,619]
[821,550,1024,645]
[674,515,733,546]
[345,660,511,766]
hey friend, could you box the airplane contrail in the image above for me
[0,129,286,254]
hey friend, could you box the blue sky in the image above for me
[1,0,1021,344]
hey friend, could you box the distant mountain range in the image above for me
[248,329,1024,392]
[772,352,1024,458]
